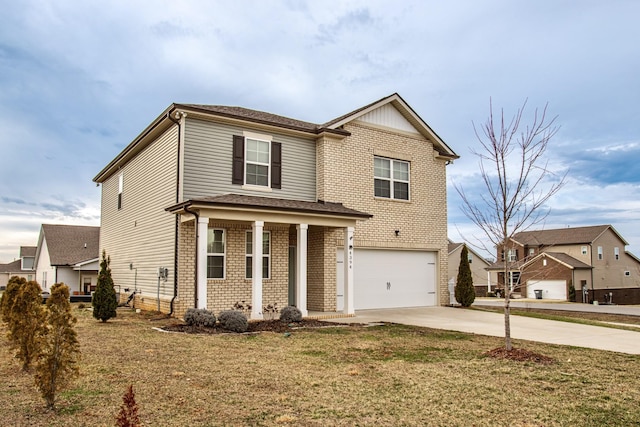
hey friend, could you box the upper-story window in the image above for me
[232,135,281,189]
[245,138,270,186]
[581,246,588,255]
[528,248,535,257]
[614,247,620,260]
[468,252,473,264]
[374,156,409,200]
[597,246,603,260]
[207,228,225,279]
[118,173,124,210]
[508,249,517,262]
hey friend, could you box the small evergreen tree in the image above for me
[455,245,476,307]
[0,275,26,325]
[92,250,118,322]
[116,385,141,427]
[35,283,80,409]
[9,280,46,371]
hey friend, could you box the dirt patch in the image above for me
[484,347,555,365]
[162,318,348,334]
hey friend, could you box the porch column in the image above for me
[251,221,264,320]
[196,216,209,309]
[296,224,309,317]
[343,226,355,315]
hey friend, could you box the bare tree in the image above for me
[456,99,566,350]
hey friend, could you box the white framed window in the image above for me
[614,247,619,260]
[543,258,548,266]
[118,173,124,210]
[245,138,270,186]
[374,156,409,200]
[581,246,588,255]
[508,249,517,262]
[597,246,603,260]
[468,253,473,264]
[528,248,535,256]
[246,231,270,279]
[207,228,225,279]
[42,271,47,287]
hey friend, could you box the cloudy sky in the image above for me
[1,0,639,262]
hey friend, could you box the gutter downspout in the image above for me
[168,110,183,316]
[183,204,199,309]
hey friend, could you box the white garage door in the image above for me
[526,280,567,300]
[337,249,437,310]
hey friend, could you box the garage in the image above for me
[526,280,567,300]
[337,248,437,310]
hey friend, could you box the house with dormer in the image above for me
[93,94,458,318]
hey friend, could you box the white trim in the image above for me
[197,217,209,309]
[343,227,355,315]
[251,221,264,319]
[244,137,271,187]
[296,224,308,317]
[374,156,410,201]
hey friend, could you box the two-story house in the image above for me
[487,225,640,304]
[0,246,36,288]
[93,93,458,319]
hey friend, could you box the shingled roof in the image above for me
[512,225,626,246]
[167,194,372,219]
[20,246,36,258]
[40,224,100,266]
[0,259,22,273]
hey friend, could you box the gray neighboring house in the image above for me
[34,224,100,295]
[0,246,36,288]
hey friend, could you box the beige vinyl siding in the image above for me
[182,118,316,201]
[100,126,178,299]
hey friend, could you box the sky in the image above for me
[1,0,639,263]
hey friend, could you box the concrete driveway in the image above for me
[327,306,640,355]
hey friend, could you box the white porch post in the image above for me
[196,216,209,309]
[343,226,355,315]
[251,221,264,319]
[296,224,309,317]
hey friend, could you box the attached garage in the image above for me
[337,249,437,310]
[526,280,567,300]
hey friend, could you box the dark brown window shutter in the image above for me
[232,135,244,185]
[271,141,282,189]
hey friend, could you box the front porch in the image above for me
[167,194,371,319]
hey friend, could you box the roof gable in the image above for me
[323,93,458,159]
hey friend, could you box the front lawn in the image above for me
[1,307,639,426]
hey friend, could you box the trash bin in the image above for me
[534,290,543,300]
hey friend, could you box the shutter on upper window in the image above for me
[232,135,244,185]
[271,141,282,189]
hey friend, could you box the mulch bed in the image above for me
[162,319,345,334]
[484,347,555,365]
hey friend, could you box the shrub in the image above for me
[92,250,118,322]
[9,280,46,371]
[0,276,26,325]
[184,308,217,327]
[455,245,476,307]
[279,306,303,323]
[218,310,248,333]
[35,283,80,409]
[116,385,141,427]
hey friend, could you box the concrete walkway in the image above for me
[473,298,640,316]
[326,306,640,355]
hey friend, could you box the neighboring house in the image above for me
[448,241,492,297]
[34,224,100,294]
[487,225,640,304]
[0,246,36,288]
[93,93,458,318]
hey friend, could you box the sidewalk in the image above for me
[472,298,640,316]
